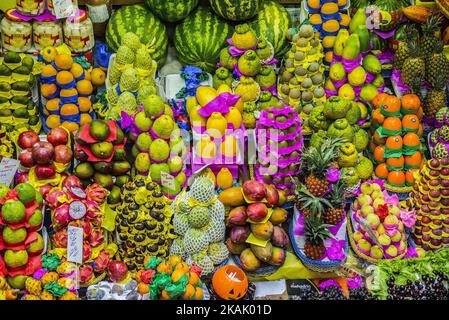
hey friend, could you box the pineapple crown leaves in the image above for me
[304,214,335,245]
[431,72,448,90]
[326,180,346,208]
[422,14,443,36]
[295,184,332,217]
[301,136,344,178]
[407,40,423,58]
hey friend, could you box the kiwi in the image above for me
[294,51,306,61]
[302,91,313,103]
[314,87,325,98]
[295,66,307,77]
[311,73,324,85]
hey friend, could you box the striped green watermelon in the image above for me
[144,0,199,23]
[209,0,263,22]
[106,5,168,66]
[174,7,233,73]
[249,1,292,58]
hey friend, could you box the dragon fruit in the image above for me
[93,251,110,273]
[62,175,82,190]
[83,241,92,262]
[85,184,108,203]
[46,190,66,209]
[79,264,93,284]
[85,200,101,219]
[53,203,70,228]
[88,230,104,247]
[53,229,68,248]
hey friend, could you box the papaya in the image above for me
[402,5,434,24]
[355,25,370,53]
[218,187,245,207]
[350,8,367,34]
[342,34,361,60]
[333,29,349,56]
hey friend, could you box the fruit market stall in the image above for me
[1,0,449,303]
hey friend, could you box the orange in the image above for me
[54,54,73,70]
[46,98,60,112]
[175,262,189,273]
[375,163,389,179]
[168,256,182,266]
[46,114,61,129]
[137,282,149,295]
[403,132,420,147]
[387,171,406,186]
[80,113,92,126]
[84,70,92,81]
[56,71,74,86]
[182,284,195,300]
[60,103,79,116]
[41,83,58,98]
[61,121,79,132]
[41,64,57,78]
[371,109,385,127]
[374,145,385,163]
[372,93,389,109]
[193,287,203,300]
[60,88,78,98]
[383,117,402,132]
[70,63,84,79]
[340,14,350,27]
[171,269,185,283]
[401,94,420,114]
[386,156,404,169]
[160,290,171,300]
[405,151,422,167]
[402,114,419,132]
[385,135,403,150]
[373,130,386,145]
[76,79,93,96]
[188,271,200,286]
[78,97,92,112]
[91,68,106,86]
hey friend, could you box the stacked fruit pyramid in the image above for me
[170,176,227,276]
[135,255,204,300]
[306,0,351,64]
[124,94,187,199]
[411,157,449,251]
[115,177,174,273]
[222,180,288,272]
[255,101,302,195]
[371,93,424,193]
[213,23,278,129]
[0,52,40,135]
[105,32,157,120]
[73,120,130,204]
[326,30,385,105]
[278,24,326,135]
[21,254,79,300]
[0,183,44,290]
[350,181,410,261]
[429,107,449,158]
[45,180,115,286]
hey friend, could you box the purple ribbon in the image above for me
[373,28,397,40]
[391,69,410,94]
[366,72,375,83]
[319,279,340,291]
[326,167,340,183]
[294,213,304,236]
[260,85,277,97]
[404,245,418,259]
[342,56,362,73]
[325,238,346,261]
[226,38,257,57]
[33,268,47,280]
[197,92,241,117]
[332,77,347,89]
[9,8,56,22]
[347,275,364,289]
[325,89,338,98]
[263,57,278,66]
[376,50,395,64]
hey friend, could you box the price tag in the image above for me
[67,226,83,264]
[0,157,20,187]
[52,0,78,19]
[161,171,175,191]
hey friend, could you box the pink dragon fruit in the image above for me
[79,264,93,284]
[53,203,70,228]
[53,229,68,248]
[89,229,104,247]
[62,175,83,191]
[85,183,108,204]
[83,241,92,262]
[93,251,110,273]
[46,189,67,209]
[85,200,101,219]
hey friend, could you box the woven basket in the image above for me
[372,174,413,194]
[230,254,280,277]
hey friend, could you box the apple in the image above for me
[18,148,35,168]
[18,131,39,149]
[47,127,69,146]
[32,141,54,165]
[108,260,128,283]
[54,145,73,164]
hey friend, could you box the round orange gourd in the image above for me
[60,103,79,116]
[54,54,73,70]
[375,163,389,179]
[46,114,60,129]
[385,135,403,151]
[374,145,386,163]
[212,265,248,300]
[76,80,93,96]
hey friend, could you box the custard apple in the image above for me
[207,242,229,265]
[117,91,137,114]
[120,68,140,92]
[188,206,210,228]
[116,45,135,65]
[191,176,215,204]
[186,253,214,276]
[173,213,190,236]
[121,32,142,52]
[183,228,209,255]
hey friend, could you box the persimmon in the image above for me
[78,97,92,112]
[405,170,416,185]
[76,79,93,96]
[375,163,389,179]
[70,63,84,79]
[405,151,422,168]
[387,171,406,186]
[46,114,61,129]
[80,113,92,126]
[372,109,385,127]
[374,145,386,163]
[61,121,79,132]
[45,98,60,113]
[372,92,390,109]
[402,114,419,132]
[386,156,404,170]
[41,83,58,98]
[401,94,420,114]
[383,95,401,112]
[55,54,73,70]
[373,130,387,145]
[383,117,402,132]
[41,64,57,78]
[403,132,420,147]
[60,103,79,116]
[56,71,74,86]
[385,135,403,150]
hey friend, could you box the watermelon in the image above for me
[209,0,263,22]
[106,5,168,66]
[174,7,233,73]
[144,0,199,23]
[249,1,292,58]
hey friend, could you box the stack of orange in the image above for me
[40,48,106,132]
[371,93,424,190]
[136,256,204,300]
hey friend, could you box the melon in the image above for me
[144,0,199,22]
[209,0,263,22]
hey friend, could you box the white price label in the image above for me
[161,171,175,191]
[67,226,83,264]
[0,157,20,187]
[52,0,78,19]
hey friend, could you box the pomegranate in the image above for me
[35,164,56,180]
[74,147,88,162]
[32,141,54,165]
[18,148,35,168]
[242,180,266,201]
[47,127,68,146]
[18,131,40,149]
[54,145,73,164]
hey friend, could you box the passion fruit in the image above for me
[429,158,441,169]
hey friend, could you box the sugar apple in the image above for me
[173,213,190,236]
[121,32,142,52]
[134,48,154,70]
[191,176,215,204]
[170,238,187,260]
[120,68,140,92]
[355,156,374,180]
[117,91,137,114]
[207,242,229,265]
[208,200,225,223]
[108,64,122,85]
[205,221,226,243]
[116,45,135,65]
[187,253,214,276]
[183,228,210,255]
[106,87,119,106]
[188,206,210,228]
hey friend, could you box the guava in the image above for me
[15,183,36,205]
[1,200,26,224]
[149,139,170,162]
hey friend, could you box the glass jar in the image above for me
[1,10,33,52]
[15,0,46,16]
[63,10,95,53]
[85,0,112,39]
[33,20,63,51]
[47,0,78,17]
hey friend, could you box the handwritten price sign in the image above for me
[67,226,83,264]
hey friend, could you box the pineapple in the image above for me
[304,214,333,260]
[394,24,417,71]
[401,40,425,89]
[421,14,442,59]
[323,181,346,225]
[295,184,331,219]
[427,40,449,86]
[425,73,447,118]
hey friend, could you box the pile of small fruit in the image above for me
[105,32,157,119]
[0,125,14,158]
[221,180,288,272]
[429,107,449,158]
[73,119,129,204]
[0,276,18,300]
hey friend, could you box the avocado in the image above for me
[89,120,110,141]
[0,65,12,77]
[12,81,31,92]
[115,175,130,187]
[28,74,36,86]
[113,148,126,161]
[0,109,12,117]
[4,52,21,64]
[94,173,114,190]
[14,66,31,75]
[27,101,35,110]
[21,56,34,70]
[75,162,95,179]
[91,141,114,159]
[112,161,131,176]
[28,115,39,126]
[0,82,11,92]
[93,162,113,174]
[12,96,28,106]
[107,186,121,204]
[0,97,9,104]
[13,107,29,119]
[113,126,125,145]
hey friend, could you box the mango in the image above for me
[218,187,245,207]
[240,248,261,271]
[269,208,288,225]
[227,206,248,226]
[267,247,286,266]
[348,66,367,87]
[226,238,246,255]
[250,243,273,262]
[329,62,346,82]
[362,55,382,74]
[250,221,274,241]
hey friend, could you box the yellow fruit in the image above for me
[325,51,334,63]
[338,83,356,100]
[220,135,237,157]
[175,171,187,186]
[217,84,233,94]
[46,114,61,129]
[61,121,79,132]
[54,54,73,70]
[196,136,217,159]
[168,256,182,266]
[91,68,106,86]
[218,186,245,206]
[194,287,203,300]
[78,97,92,112]
[307,0,320,10]
[186,96,198,115]
[224,107,242,129]
[340,14,351,27]
[234,98,244,114]
[206,112,227,139]
[323,36,336,49]
[309,14,322,25]
[70,63,84,79]
[182,284,196,300]
[76,79,93,96]
[80,113,93,126]
[322,20,340,33]
[322,2,339,14]
[41,46,58,63]
[190,105,207,128]
[216,168,234,189]
[84,70,92,81]
[234,77,259,102]
[201,168,216,186]
[196,86,218,107]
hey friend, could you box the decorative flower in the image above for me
[375,204,389,222]
[383,191,399,207]
[325,239,346,261]
[326,167,340,183]
[399,209,416,228]
[347,275,364,289]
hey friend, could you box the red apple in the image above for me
[74,147,88,162]
[18,131,40,149]
[35,164,56,180]
[32,141,55,165]
[18,148,35,168]
[108,260,128,283]
[47,127,68,146]
[54,145,73,164]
